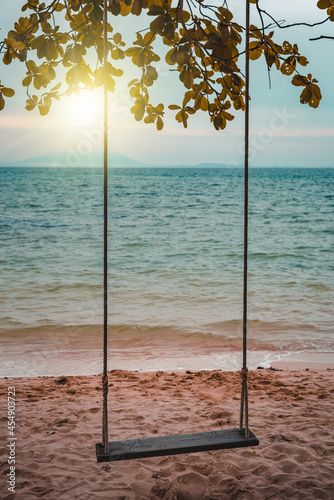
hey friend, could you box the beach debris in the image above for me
[101,465,111,472]
[56,376,68,385]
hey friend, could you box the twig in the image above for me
[310,35,334,41]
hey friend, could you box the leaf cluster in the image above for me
[317,0,334,21]
[0,0,330,129]
[0,81,15,111]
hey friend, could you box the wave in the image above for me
[1,322,333,353]
[1,322,333,377]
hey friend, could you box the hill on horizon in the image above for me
[1,151,150,168]
[0,151,241,169]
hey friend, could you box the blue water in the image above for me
[1,166,333,354]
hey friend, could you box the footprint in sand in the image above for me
[88,407,100,414]
[176,472,207,500]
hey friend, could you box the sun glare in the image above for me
[66,90,103,126]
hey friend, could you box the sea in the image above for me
[0,166,333,376]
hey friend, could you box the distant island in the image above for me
[0,151,239,169]
[0,152,148,168]
[1,152,332,169]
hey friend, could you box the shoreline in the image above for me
[1,324,333,378]
[1,368,333,499]
[1,350,333,378]
[2,361,334,381]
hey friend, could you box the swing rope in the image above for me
[102,0,109,455]
[240,0,250,439]
[100,0,252,454]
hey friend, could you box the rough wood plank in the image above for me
[96,428,259,462]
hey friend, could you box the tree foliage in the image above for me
[0,0,332,129]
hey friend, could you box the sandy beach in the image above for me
[1,367,333,499]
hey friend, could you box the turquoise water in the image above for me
[0,166,333,371]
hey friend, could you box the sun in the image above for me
[66,90,104,127]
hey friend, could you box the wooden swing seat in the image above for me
[96,427,259,462]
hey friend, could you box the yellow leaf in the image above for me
[134,104,145,121]
[317,0,331,9]
[249,41,262,60]
[51,82,61,92]
[94,67,104,87]
[156,115,163,130]
[9,38,25,50]
[27,59,38,73]
[2,87,15,97]
[200,96,208,112]
[180,67,193,89]
[131,0,142,16]
[3,50,12,65]
[165,48,177,65]
[300,86,312,105]
[292,75,307,87]
[180,109,188,128]
[297,56,308,67]
[108,75,115,92]
[38,104,50,116]
[217,7,233,22]
[113,33,122,44]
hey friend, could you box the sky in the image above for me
[0,0,333,167]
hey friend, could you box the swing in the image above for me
[95,0,259,462]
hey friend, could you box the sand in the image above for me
[1,368,334,499]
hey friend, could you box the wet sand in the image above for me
[1,325,333,377]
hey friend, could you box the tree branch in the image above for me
[310,35,334,41]
[257,10,330,30]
